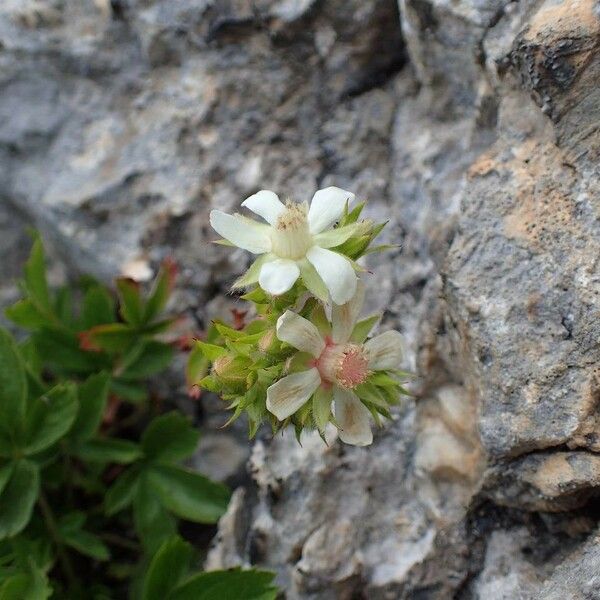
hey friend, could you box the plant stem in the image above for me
[99,532,139,552]
[38,493,77,590]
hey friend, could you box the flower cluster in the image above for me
[189,187,410,446]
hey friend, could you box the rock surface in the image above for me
[2,0,600,598]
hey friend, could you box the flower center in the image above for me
[270,201,313,260]
[316,342,370,389]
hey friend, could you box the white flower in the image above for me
[209,187,360,305]
[265,285,404,446]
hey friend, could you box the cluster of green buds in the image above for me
[187,187,411,446]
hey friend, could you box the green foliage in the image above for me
[0,237,277,599]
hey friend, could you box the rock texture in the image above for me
[2,0,600,598]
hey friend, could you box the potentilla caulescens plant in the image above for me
[189,187,411,446]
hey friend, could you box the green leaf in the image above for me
[71,372,110,443]
[142,536,193,600]
[0,460,40,539]
[110,379,148,403]
[194,341,227,362]
[76,438,142,464]
[143,259,177,323]
[350,315,380,343]
[0,328,27,436]
[312,223,362,248]
[146,464,230,524]
[62,529,110,561]
[134,475,177,553]
[169,569,278,600]
[80,323,138,353]
[24,383,78,455]
[33,327,108,374]
[0,464,14,495]
[116,278,144,326]
[4,300,48,330]
[119,341,174,381]
[24,237,51,313]
[186,345,209,388]
[105,467,141,516]
[0,569,51,600]
[81,285,115,328]
[142,413,199,463]
[312,387,332,433]
[298,260,328,303]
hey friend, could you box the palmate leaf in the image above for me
[23,236,51,314]
[80,285,115,329]
[169,568,278,600]
[141,536,193,600]
[24,383,78,455]
[0,460,40,540]
[70,372,110,444]
[0,328,27,436]
[134,475,177,553]
[116,278,144,326]
[141,413,199,463]
[146,464,230,524]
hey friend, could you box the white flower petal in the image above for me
[276,310,325,357]
[306,246,357,305]
[258,258,300,295]
[364,330,404,370]
[308,186,355,234]
[266,368,322,420]
[241,190,286,226]
[333,387,372,446]
[210,210,272,254]
[332,280,365,344]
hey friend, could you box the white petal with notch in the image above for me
[210,210,272,253]
[364,330,404,370]
[276,310,325,357]
[332,280,365,344]
[241,190,286,226]
[333,387,373,446]
[306,246,357,305]
[308,187,355,234]
[266,368,322,420]
[258,259,300,295]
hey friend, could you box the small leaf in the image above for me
[142,536,193,600]
[105,467,141,516]
[119,341,174,380]
[76,438,142,464]
[0,328,27,436]
[143,259,177,323]
[134,475,177,553]
[110,379,148,403]
[0,460,40,540]
[350,315,380,343]
[146,464,230,524]
[186,345,209,388]
[312,387,332,434]
[62,529,110,561]
[142,413,199,463]
[4,300,48,330]
[80,323,138,353]
[116,278,144,326]
[81,285,115,329]
[24,383,78,455]
[0,463,14,495]
[194,341,228,362]
[24,236,51,313]
[71,372,111,443]
[298,260,328,303]
[169,568,278,600]
[33,327,108,373]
